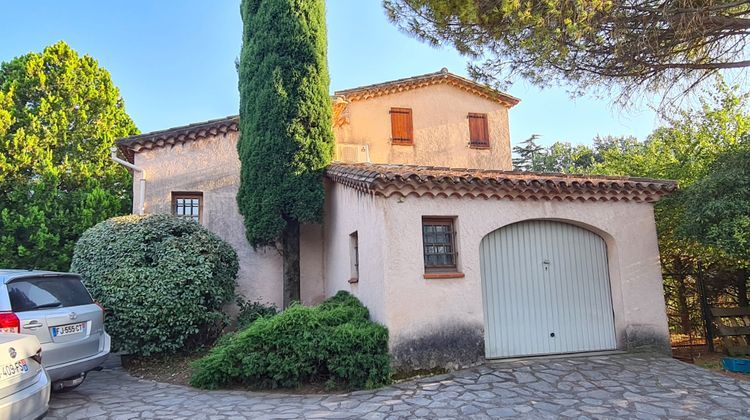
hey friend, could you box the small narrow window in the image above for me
[349,231,359,283]
[172,192,203,223]
[390,107,413,145]
[468,113,490,148]
[422,217,458,272]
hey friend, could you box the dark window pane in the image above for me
[422,219,457,270]
[9,277,93,312]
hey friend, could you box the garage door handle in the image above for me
[24,321,43,329]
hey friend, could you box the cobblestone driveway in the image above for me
[47,353,750,419]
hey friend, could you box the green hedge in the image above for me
[190,291,390,390]
[71,214,238,356]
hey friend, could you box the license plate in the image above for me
[1,359,28,380]
[52,322,85,337]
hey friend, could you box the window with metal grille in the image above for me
[390,107,413,145]
[468,113,490,148]
[172,192,202,223]
[422,217,458,272]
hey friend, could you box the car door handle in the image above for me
[23,321,43,329]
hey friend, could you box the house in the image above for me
[115,69,676,371]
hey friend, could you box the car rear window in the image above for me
[8,276,94,312]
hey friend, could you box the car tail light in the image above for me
[95,301,105,319]
[31,348,42,364]
[0,312,19,334]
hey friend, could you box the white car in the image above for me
[0,333,49,420]
[0,270,110,391]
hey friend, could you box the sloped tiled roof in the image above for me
[116,115,239,162]
[326,163,676,203]
[115,70,520,162]
[335,68,520,108]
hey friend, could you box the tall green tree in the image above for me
[384,0,750,103]
[680,146,750,263]
[513,135,637,173]
[511,135,543,171]
[237,0,334,307]
[0,41,137,271]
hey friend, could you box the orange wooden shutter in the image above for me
[468,113,489,147]
[390,108,413,145]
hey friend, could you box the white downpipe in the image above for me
[110,147,146,215]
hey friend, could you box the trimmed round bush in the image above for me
[71,214,238,356]
[190,291,390,390]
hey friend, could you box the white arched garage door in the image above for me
[480,220,617,358]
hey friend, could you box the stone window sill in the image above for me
[423,272,465,279]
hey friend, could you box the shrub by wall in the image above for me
[235,296,277,330]
[71,214,238,356]
[190,291,390,390]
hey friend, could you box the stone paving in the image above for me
[47,353,750,419]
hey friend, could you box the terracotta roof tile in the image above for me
[116,115,240,162]
[334,68,520,108]
[326,163,676,203]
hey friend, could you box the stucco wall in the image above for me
[132,132,324,308]
[323,181,389,325]
[335,84,513,170]
[329,192,669,371]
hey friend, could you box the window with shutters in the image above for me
[172,192,203,223]
[468,113,490,148]
[422,217,458,273]
[390,107,413,145]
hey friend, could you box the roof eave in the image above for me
[325,163,677,203]
[334,70,521,108]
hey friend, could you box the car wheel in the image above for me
[53,373,86,393]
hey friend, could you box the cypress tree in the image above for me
[237,0,334,307]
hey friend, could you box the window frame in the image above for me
[349,231,359,284]
[421,217,459,273]
[389,107,414,146]
[467,113,490,149]
[172,192,203,223]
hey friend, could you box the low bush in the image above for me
[190,291,390,390]
[71,214,238,356]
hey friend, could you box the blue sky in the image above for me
[0,0,662,147]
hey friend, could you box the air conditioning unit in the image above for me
[336,144,371,163]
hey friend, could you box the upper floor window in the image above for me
[390,107,413,145]
[172,192,202,223]
[468,113,490,148]
[422,217,458,273]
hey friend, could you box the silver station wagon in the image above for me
[0,270,110,391]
